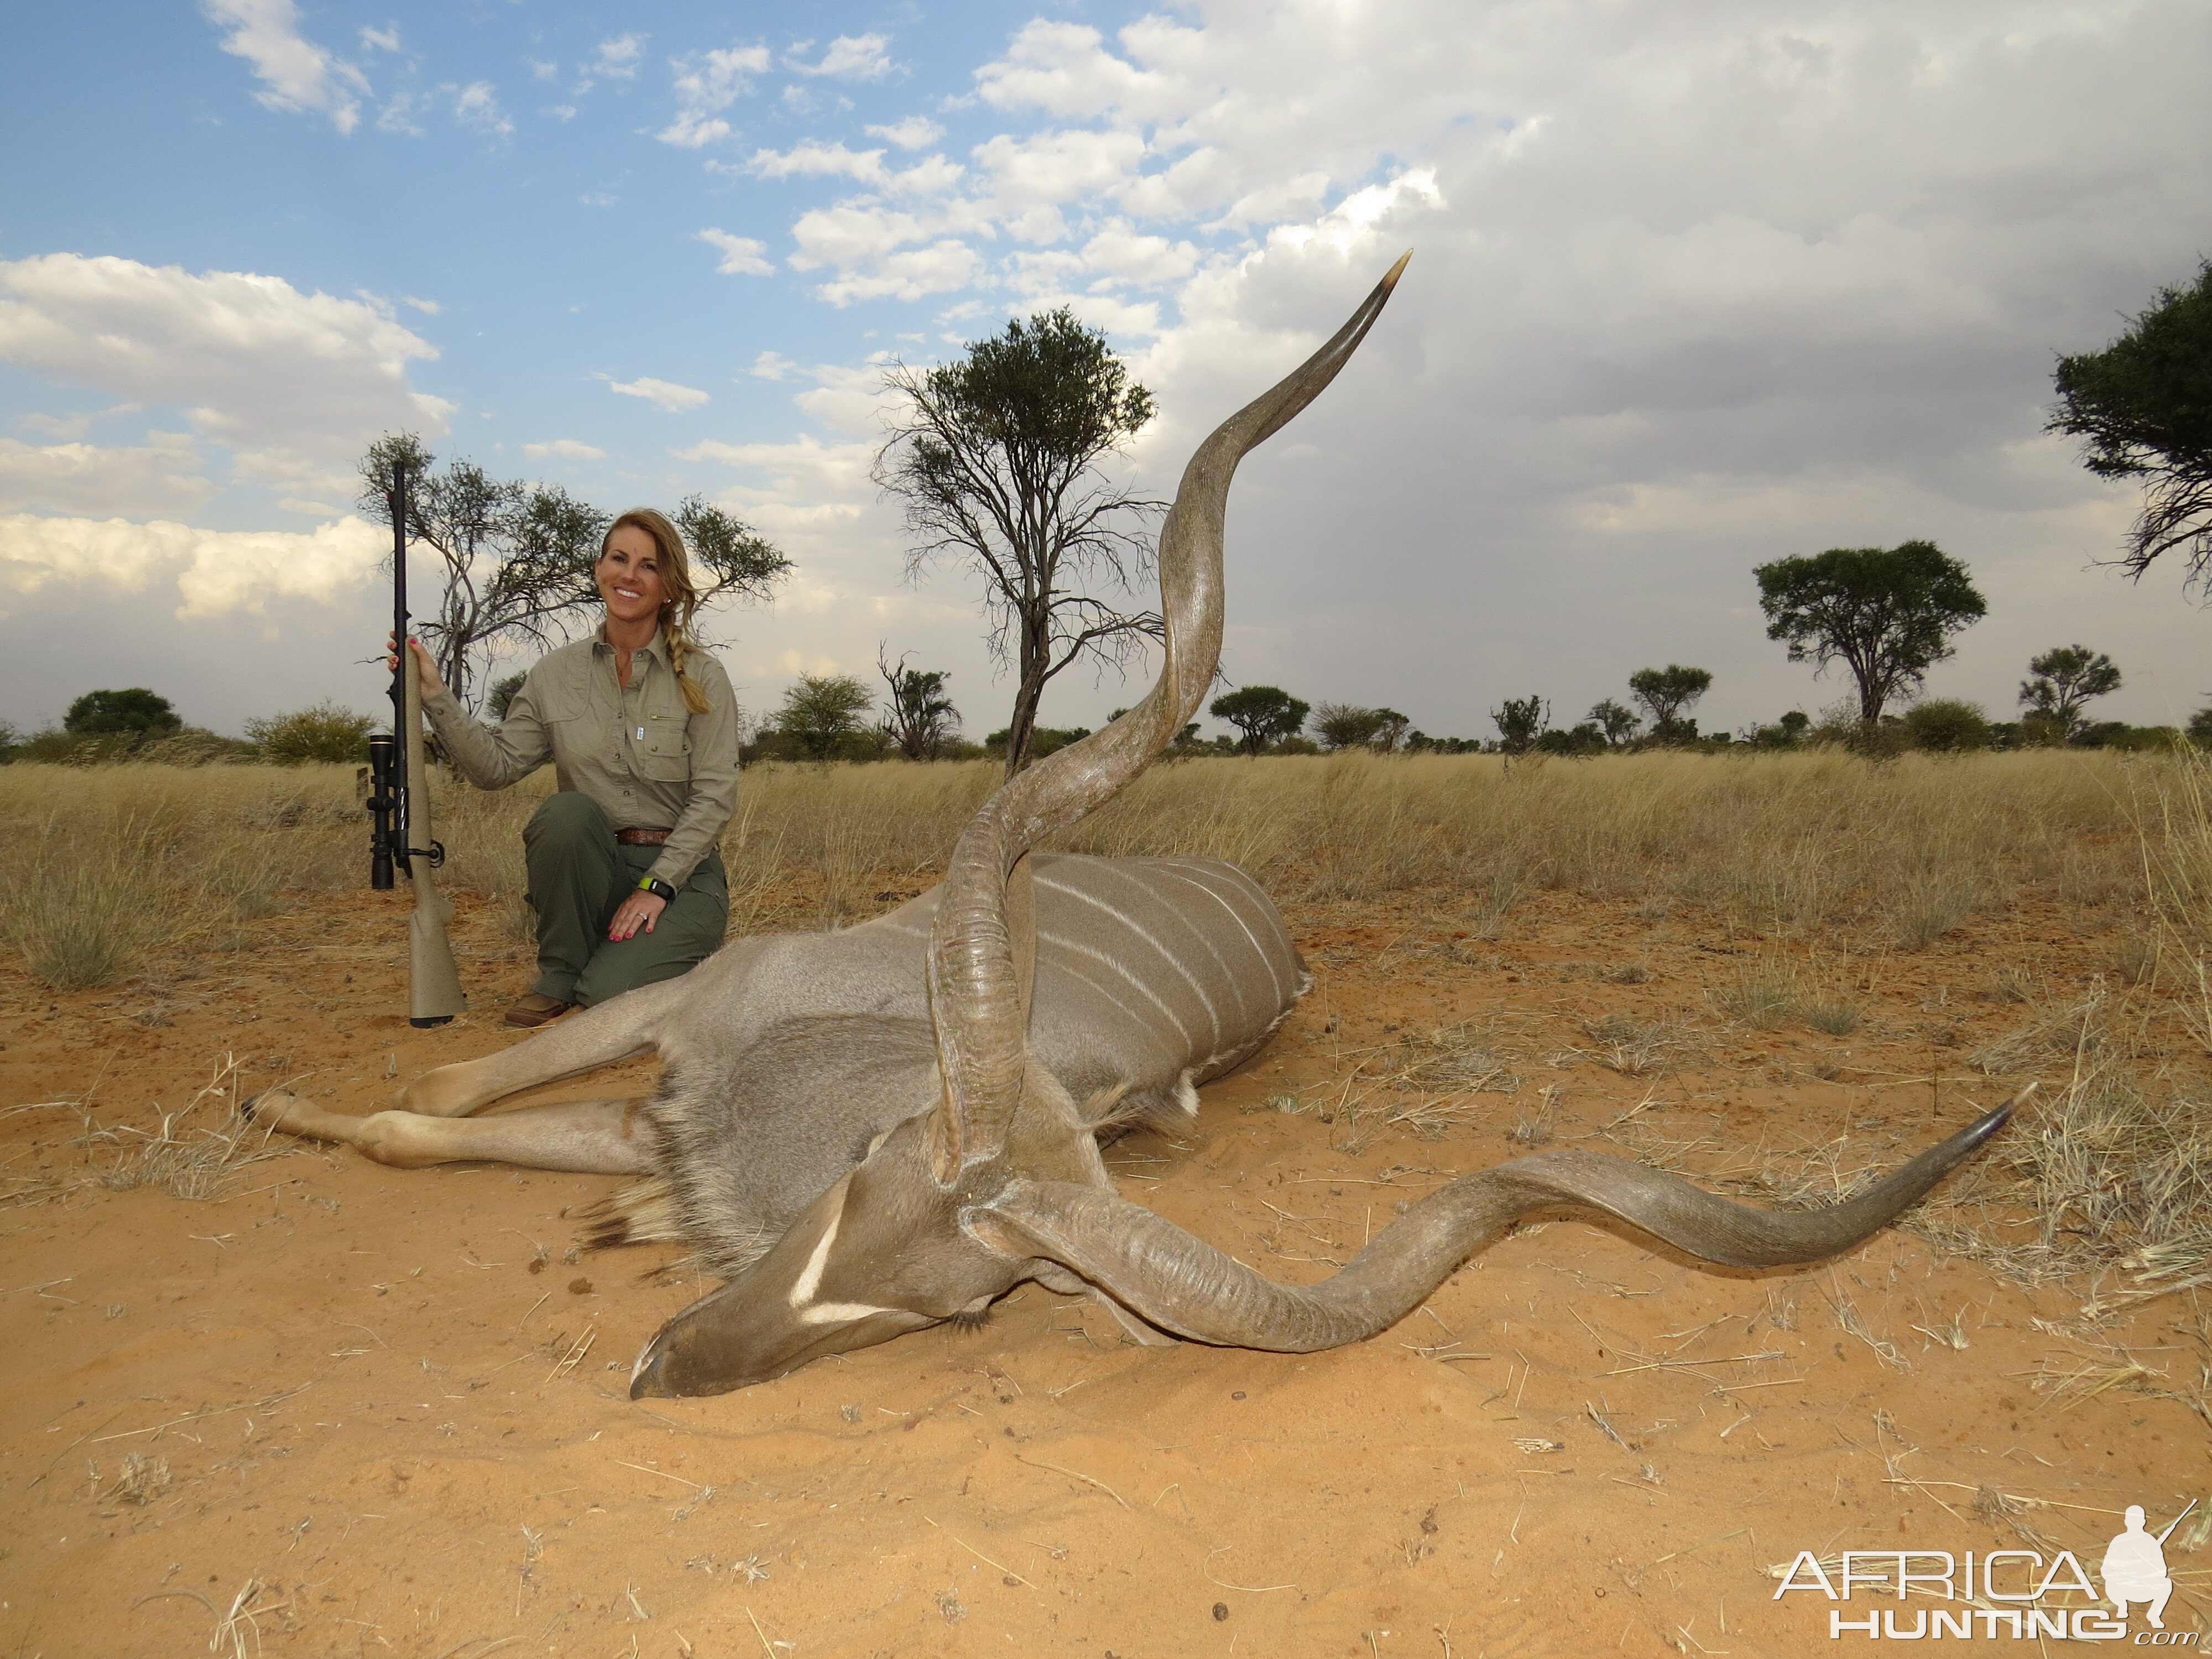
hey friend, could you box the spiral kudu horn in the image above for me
[922,252,1415,1184]
[967,1099,2019,1350]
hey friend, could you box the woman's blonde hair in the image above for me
[602,508,711,714]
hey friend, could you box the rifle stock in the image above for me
[401,648,467,1026]
[379,468,467,1029]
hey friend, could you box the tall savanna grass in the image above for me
[0,746,2183,990]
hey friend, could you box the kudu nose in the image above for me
[628,1281,758,1399]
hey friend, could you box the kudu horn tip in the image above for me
[1381,248,1413,289]
[1968,1083,2031,1145]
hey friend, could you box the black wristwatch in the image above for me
[637,877,678,903]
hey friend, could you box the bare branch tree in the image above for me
[877,648,961,760]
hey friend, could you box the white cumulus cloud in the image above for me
[786,34,895,82]
[521,439,605,461]
[698,229,774,276]
[589,34,644,80]
[451,81,513,138]
[659,43,769,147]
[815,242,984,307]
[603,375,709,413]
[0,512,387,617]
[973,18,1204,125]
[0,253,452,498]
[867,116,944,150]
[0,434,217,519]
[204,0,369,133]
[747,140,889,183]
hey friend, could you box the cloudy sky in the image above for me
[3,0,2209,743]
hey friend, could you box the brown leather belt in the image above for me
[616,828,672,846]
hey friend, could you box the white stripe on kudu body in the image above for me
[1065,864,1229,1046]
[1148,862,1296,1009]
[1035,920,1199,1047]
[1098,864,1250,1031]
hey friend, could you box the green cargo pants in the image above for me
[523,792,728,1008]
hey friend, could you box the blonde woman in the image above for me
[392,509,740,1027]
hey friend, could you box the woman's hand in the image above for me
[607,890,668,942]
[383,633,448,698]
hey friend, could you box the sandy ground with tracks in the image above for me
[2,879,2206,1658]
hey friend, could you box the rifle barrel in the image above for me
[2154,1497,2198,1546]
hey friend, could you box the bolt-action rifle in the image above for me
[365,468,467,1027]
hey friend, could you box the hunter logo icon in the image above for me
[1774,1496,2203,1641]
[2104,1501,2192,1630]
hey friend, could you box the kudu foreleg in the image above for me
[248,1091,653,1175]
[399,977,685,1118]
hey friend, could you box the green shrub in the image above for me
[1903,699,1992,752]
[12,728,140,765]
[245,702,378,765]
[64,687,181,740]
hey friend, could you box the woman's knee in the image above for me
[525,791,612,848]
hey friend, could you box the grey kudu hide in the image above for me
[254,255,2013,1397]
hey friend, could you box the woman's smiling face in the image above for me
[596,523,667,629]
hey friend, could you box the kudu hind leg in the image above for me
[400,978,684,1118]
[249,1091,652,1175]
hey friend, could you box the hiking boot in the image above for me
[503,992,573,1029]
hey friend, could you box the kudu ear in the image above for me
[968,1099,2020,1353]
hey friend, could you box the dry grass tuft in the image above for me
[1913,1063,2212,1288]
[1387,1021,1521,1093]
[208,1578,290,1658]
[1973,1486,2060,1551]
[1800,999,1863,1036]
[84,1055,301,1202]
[1715,957,1796,1029]
[1971,983,2120,1077]
[1575,1015,1695,1077]
[97,1452,173,1507]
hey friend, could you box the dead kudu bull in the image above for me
[253,255,2012,1398]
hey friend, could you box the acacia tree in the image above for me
[2050,262,2212,588]
[64,687,180,739]
[1210,686,1310,754]
[1625,665,1712,742]
[1754,542,1985,727]
[1587,697,1641,747]
[1491,694,1547,756]
[878,649,961,760]
[874,310,1164,778]
[773,674,875,761]
[362,434,791,709]
[2019,645,2121,737]
[1312,702,1387,750]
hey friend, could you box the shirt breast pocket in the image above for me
[530,687,590,763]
[639,712,693,782]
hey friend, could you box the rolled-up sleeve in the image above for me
[649,656,740,890]
[422,679,553,790]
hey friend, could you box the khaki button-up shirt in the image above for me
[423,630,740,891]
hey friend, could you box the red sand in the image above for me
[2,883,2204,1656]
